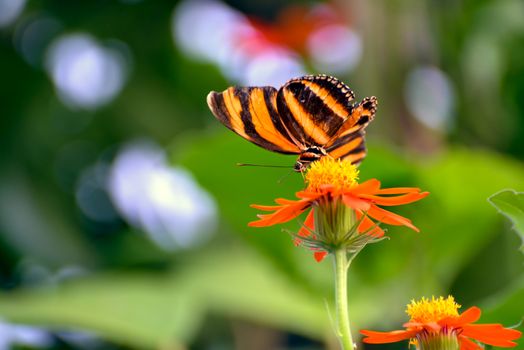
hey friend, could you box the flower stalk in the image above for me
[249,158,430,349]
[334,248,354,350]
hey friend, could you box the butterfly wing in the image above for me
[207,76,377,168]
[207,86,302,154]
[326,96,378,165]
[276,75,356,147]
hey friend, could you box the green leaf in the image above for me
[480,275,524,325]
[489,190,524,251]
[0,247,329,348]
[179,248,329,339]
[0,274,200,349]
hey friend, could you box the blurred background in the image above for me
[1,0,523,349]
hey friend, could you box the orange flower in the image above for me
[249,158,428,261]
[360,296,522,350]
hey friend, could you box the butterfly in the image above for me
[206,74,377,172]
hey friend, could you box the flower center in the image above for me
[305,158,359,192]
[406,296,461,324]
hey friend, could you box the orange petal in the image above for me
[275,198,303,205]
[421,322,442,333]
[296,190,324,200]
[249,202,310,227]
[298,209,315,237]
[360,329,419,344]
[375,187,424,194]
[314,251,327,262]
[403,322,424,328]
[461,324,522,347]
[351,179,381,195]
[359,192,429,206]
[356,210,385,237]
[367,205,419,231]
[459,336,483,350]
[342,194,371,211]
[441,307,481,327]
[403,322,438,333]
[250,204,284,211]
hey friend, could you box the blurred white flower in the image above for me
[243,48,304,86]
[173,0,248,64]
[46,33,129,110]
[404,66,455,131]
[108,141,217,251]
[307,24,362,74]
[0,0,26,28]
[172,0,305,85]
[0,320,51,350]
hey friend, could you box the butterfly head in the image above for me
[295,146,328,172]
[294,161,308,172]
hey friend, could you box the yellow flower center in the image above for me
[406,296,461,324]
[305,157,359,192]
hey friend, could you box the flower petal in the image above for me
[403,322,424,328]
[421,322,442,333]
[298,209,315,238]
[249,201,310,227]
[250,204,283,211]
[314,251,328,262]
[403,322,439,333]
[351,179,381,194]
[459,336,483,350]
[375,187,424,194]
[367,205,419,231]
[461,324,522,347]
[296,190,324,200]
[275,198,303,205]
[441,307,481,327]
[359,192,429,206]
[342,194,371,211]
[360,329,419,344]
[356,210,385,237]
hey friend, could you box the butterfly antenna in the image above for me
[277,169,295,184]
[236,163,292,169]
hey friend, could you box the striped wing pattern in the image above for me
[206,74,377,166]
[277,75,354,146]
[326,96,377,164]
[206,86,301,154]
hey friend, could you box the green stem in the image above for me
[334,248,354,350]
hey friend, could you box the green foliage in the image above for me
[1,133,523,348]
[0,248,328,349]
[489,190,524,251]
[1,131,523,348]
[481,189,524,349]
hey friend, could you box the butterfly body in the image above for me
[294,145,328,172]
[207,74,377,171]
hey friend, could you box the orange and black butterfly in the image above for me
[207,74,377,172]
